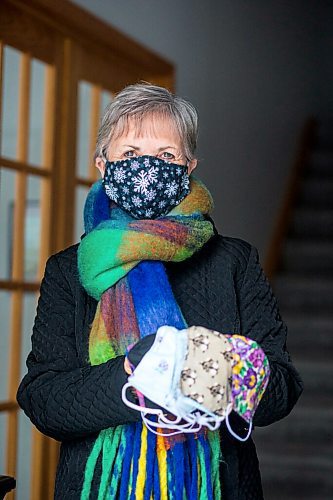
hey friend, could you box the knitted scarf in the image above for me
[78,176,222,500]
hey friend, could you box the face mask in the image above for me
[122,326,270,441]
[103,155,190,219]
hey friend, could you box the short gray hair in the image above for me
[95,83,198,161]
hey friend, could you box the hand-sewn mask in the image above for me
[122,326,270,441]
[103,155,190,219]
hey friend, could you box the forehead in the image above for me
[111,113,181,144]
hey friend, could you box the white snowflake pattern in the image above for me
[133,167,158,195]
[133,171,150,195]
[105,184,119,201]
[144,157,151,167]
[114,167,126,183]
[123,201,131,211]
[146,166,158,183]
[132,195,142,207]
[131,160,140,170]
[145,208,154,218]
[164,181,178,197]
[154,159,160,165]
[176,167,183,175]
[157,181,164,189]
[158,200,167,209]
[145,189,156,202]
[123,186,130,194]
[163,171,169,178]
[181,175,190,190]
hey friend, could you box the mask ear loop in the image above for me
[122,383,199,434]
[143,414,203,436]
[225,403,253,442]
[195,412,224,431]
[122,382,164,417]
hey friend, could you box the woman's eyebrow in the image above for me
[121,144,140,149]
[121,145,178,150]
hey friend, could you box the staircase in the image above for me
[255,122,333,499]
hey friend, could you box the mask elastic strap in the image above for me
[122,382,164,417]
[225,403,253,442]
[195,413,223,431]
[159,412,183,425]
[158,412,202,432]
[142,413,203,437]
[122,382,199,435]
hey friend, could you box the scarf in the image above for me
[78,176,222,500]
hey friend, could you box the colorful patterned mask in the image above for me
[122,326,270,441]
[103,155,190,219]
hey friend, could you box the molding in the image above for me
[1,0,174,77]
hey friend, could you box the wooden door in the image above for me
[0,1,174,498]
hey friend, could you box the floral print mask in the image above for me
[103,155,190,219]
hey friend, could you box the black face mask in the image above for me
[103,155,190,219]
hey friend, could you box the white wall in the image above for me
[71,0,330,258]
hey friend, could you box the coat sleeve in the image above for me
[16,253,140,442]
[238,245,303,426]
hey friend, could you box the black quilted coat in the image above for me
[17,232,303,499]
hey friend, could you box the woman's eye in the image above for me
[124,150,136,158]
[160,151,175,160]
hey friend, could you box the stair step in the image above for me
[254,405,333,444]
[274,274,333,311]
[309,150,333,175]
[298,177,333,208]
[294,360,333,404]
[315,123,333,149]
[290,208,333,238]
[256,433,333,499]
[281,239,333,273]
[283,313,333,361]
[258,446,333,500]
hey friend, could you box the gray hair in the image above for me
[94,83,198,161]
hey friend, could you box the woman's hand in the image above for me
[124,357,132,375]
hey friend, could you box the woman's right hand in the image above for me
[124,357,132,375]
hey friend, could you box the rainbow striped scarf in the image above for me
[78,176,222,499]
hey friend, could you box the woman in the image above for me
[17,83,303,499]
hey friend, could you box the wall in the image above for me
[71,0,328,258]
[319,1,333,117]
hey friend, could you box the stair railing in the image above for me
[264,117,317,282]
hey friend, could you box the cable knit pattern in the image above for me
[17,234,303,500]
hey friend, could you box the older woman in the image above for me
[17,83,302,499]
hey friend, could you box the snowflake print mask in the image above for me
[103,155,190,219]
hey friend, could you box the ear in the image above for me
[187,158,197,175]
[95,157,106,178]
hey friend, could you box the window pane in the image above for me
[20,293,38,381]
[0,168,15,280]
[28,59,46,167]
[0,291,12,400]
[74,186,89,243]
[16,410,33,500]
[24,176,41,281]
[76,81,92,179]
[100,90,112,118]
[0,412,8,473]
[1,46,20,159]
